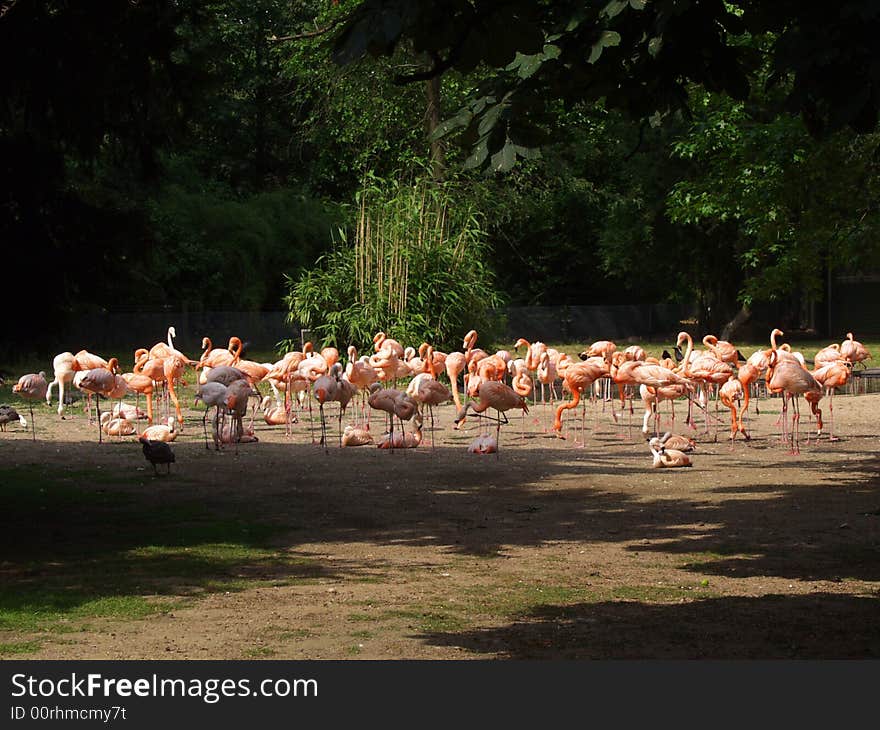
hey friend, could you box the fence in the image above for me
[501,303,694,343]
[58,310,296,357]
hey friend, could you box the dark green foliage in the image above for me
[144,157,343,310]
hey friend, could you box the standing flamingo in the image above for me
[195,381,229,450]
[46,352,76,416]
[701,335,740,366]
[809,360,852,441]
[368,383,419,451]
[553,359,608,443]
[76,367,119,443]
[719,376,748,443]
[840,332,871,365]
[453,380,528,454]
[766,350,822,454]
[12,371,49,440]
[407,365,452,447]
[313,363,357,449]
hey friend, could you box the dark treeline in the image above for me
[4,1,880,355]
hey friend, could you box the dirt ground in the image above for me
[2,388,879,659]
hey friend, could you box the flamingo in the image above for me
[100,412,137,437]
[809,360,852,441]
[719,376,748,443]
[140,416,178,442]
[649,433,693,468]
[467,433,498,454]
[342,424,374,447]
[736,348,770,432]
[368,383,419,451]
[74,366,134,443]
[46,352,76,416]
[659,433,696,452]
[840,332,871,365]
[701,335,740,365]
[162,355,188,427]
[613,356,694,434]
[148,326,179,360]
[204,365,249,386]
[313,363,357,449]
[554,359,609,443]
[12,372,48,440]
[377,417,423,448]
[766,350,822,454]
[444,351,467,411]
[639,383,689,437]
[225,378,259,446]
[580,340,617,361]
[195,381,229,450]
[198,336,243,380]
[453,380,528,455]
[345,346,379,424]
[260,395,289,426]
[121,371,156,424]
[407,365,452,447]
[814,343,845,368]
[372,331,404,358]
[536,351,558,406]
[623,345,647,362]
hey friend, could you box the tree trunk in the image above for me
[720,303,752,341]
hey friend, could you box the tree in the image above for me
[666,89,880,336]
[327,1,880,170]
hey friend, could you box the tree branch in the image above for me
[268,15,348,43]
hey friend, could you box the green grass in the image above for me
[349,629,375,639]
[243,646,277,658]
[0,465,319,640]
[0,640,43,656]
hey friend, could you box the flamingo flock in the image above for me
[3,326,873,463]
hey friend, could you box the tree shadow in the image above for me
[418,593,880,659]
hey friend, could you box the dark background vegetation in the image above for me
[4,0,880,355]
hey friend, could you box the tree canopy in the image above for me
[3,0,880,354]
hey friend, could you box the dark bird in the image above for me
[205,366,249,387]
[139,436,175,475]
[0,404,27,432]
[662,346,684,363]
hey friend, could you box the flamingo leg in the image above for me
[828,389,838,442]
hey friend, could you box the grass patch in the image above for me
[347,613,380,622]
[278,629,312,640]
[611,584,720,601]
[243,646,277,658]
[350,629,375,639]
[383,609,468,633]
[0,640,42,656]
[0,465,322,637]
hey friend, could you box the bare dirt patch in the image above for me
[2,390,879,659]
